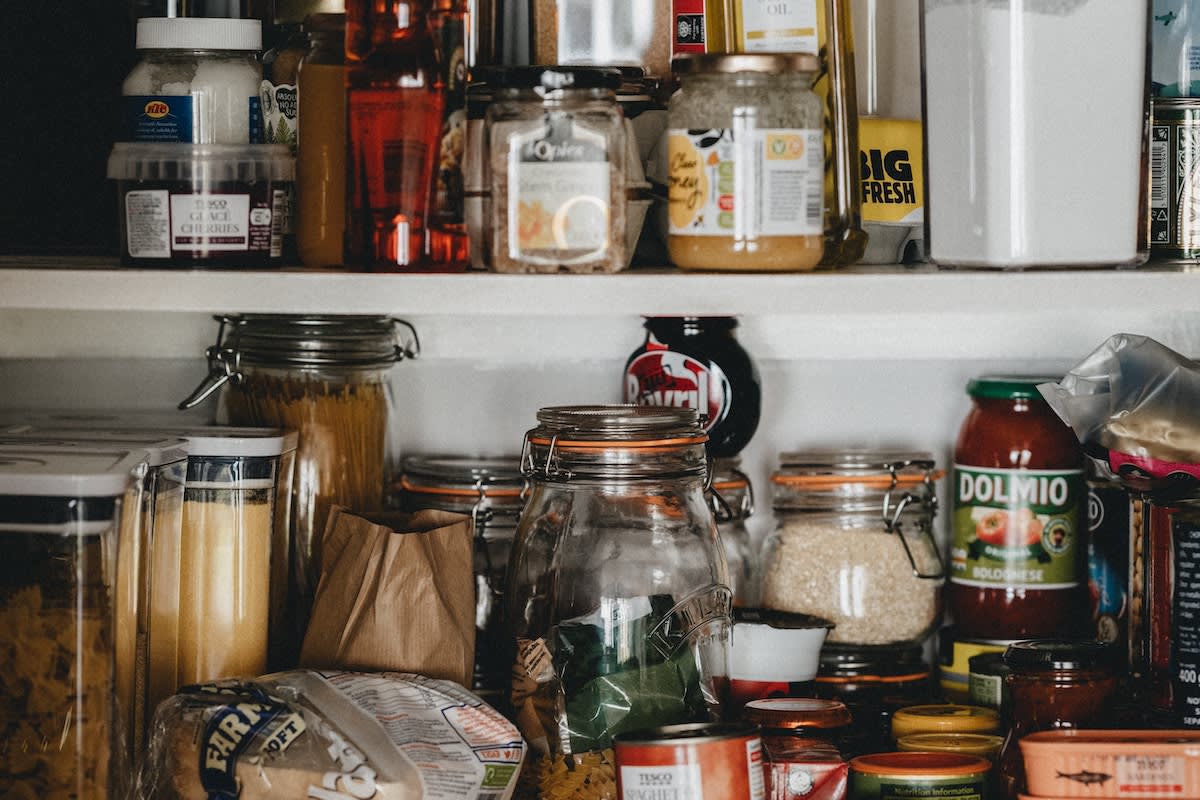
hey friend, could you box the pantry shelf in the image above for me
[3,258,1200,317]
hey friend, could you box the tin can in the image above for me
[1086,478,1130,647]
[849,752,991,800]
[614,722,766,800]
[1150,98,1200,260]
[890,705,1001,742]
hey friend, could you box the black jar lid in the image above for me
[1003,640,1117,672]
[490,66,622,91]
[644,316,739,334]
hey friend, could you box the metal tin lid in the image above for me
[614,722,759,746]
[734,607,834,630]
[523,405,709,481]
[968,652,1010,676]
[850,752,992,777]
[891,705,1001,738]
[491,66,623,91]
[817,643,932,683]
[0,447,146,498]
[743,698,852,731]
[896,733,1004,758]
[1003,639,1118,672]
[398,455,524,531]
[967,375,1060,401]
[136,17,262,51]
[179,314,418,409]
[672,53,821,76]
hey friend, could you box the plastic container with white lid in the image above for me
[0,446,147,799]
[122,16,263,145]
[107,142,294,267]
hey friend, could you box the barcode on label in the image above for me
[1152,127,1169,210]
[807,133,824,226]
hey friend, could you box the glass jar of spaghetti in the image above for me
[951,376,1087,640]
[180,314,418,640]
[397,454,523,709]
[507,406,731,799]
[762,451,945,647]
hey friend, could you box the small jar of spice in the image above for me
[484,66,628,273]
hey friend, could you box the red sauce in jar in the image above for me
[950,377,1086,640]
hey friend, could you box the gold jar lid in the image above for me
[891,705,1001,739]
[672,53,821,76]
[896,733,1004,760]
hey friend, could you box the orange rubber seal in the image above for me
[527,435,708,450]
[815,671,931,686]
[397,476,523,498]
[771,469,946,490]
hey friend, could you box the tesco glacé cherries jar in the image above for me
[950,376,1087,641]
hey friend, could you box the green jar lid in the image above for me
[966,375,1059,401]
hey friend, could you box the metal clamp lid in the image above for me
[879,457,945,580]
[179,314,419,409]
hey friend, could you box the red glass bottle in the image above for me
[345,0,444,270]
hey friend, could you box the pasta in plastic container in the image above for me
[137,670,526,800]
[0,447,146,800]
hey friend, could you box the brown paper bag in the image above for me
[298,505,475,686]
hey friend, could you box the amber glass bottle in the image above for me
[345,0,444,270]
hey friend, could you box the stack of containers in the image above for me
[0,422,298,761]
[108,17,294,267]
[0,447,148,798]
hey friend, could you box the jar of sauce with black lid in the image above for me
[950,376,1087,640]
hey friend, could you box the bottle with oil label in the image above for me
[704,0,865,267]
[345,0,445,270]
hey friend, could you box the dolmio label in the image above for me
[624,335,730,432]
[951,466,1084,590]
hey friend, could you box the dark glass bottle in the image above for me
[623,317,761,458]
[426,0,469,268]
[996,640,1119,800]
[345,0,444,270]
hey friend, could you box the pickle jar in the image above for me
[762,451,945,647]
[180,314,418,636]
[0,447,146,799]
[507,405,731,798]
[484,66,628,273]
[397,454,524,707]
[712,457,758,607]
[667,53,825,271]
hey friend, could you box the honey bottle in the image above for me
[345,0,445,270]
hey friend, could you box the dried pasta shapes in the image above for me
[515,749,619,800]
[0,585,114,800]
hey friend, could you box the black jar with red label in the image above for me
[623,317,761,458]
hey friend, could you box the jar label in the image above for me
[673,0,707,54]
[1168,512,1200,726]
[738,0,819,53]
[126,95,263,143]
[967,672,1003,709]
[877,780,982,800]
[624,337,730,433]
[506,119,611,259]
[950,466,1084,589]
[667,127,823,237]
[260,80,298,152]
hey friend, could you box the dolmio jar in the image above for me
[950,377,1087,640]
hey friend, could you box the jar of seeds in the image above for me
[761,450,945,647]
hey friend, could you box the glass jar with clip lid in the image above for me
[396,454,524,708]
[179,314,419,638]
[710,457,758,607]
[507,405,732,799]
[762,450,946,647]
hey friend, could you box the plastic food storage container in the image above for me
[762,450,945,646]
[396,454,524,707]
[0,434,187,760]
[181,314,417,643]
[507,405,731,798]
[107,142,294,267]
[0,447,147,799]
[890,704,1001,741]
[729,607,833,708]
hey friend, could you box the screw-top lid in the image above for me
[742,698,852,731]
[850,752,992,777]
[891,705,1001,738]
[896,733,1004,759]
[136,17,263,51]
[491,66,623,91]
[673,53,821,76]
[1003,639,1118,672]
[967,375,1060,401]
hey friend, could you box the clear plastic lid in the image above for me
[3,424,296,459]
[0,446,145,499]
[0,407,213,429]
[107,143,295,183]
[0,433,188,468]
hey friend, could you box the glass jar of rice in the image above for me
[761,450,945,647]
[667,53,825,271]
[180,314,418,645]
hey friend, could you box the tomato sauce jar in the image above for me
[950,376,1087,640]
